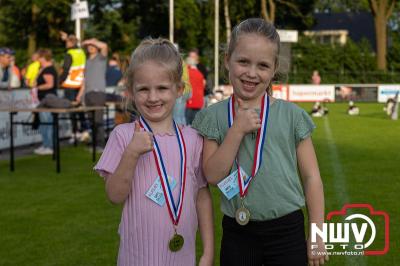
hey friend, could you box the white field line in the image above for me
[323,117,366,266]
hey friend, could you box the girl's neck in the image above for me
[236,93,268,109]
[143,117,175,135]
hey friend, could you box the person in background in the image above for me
[172,44,192,125]
[311,70,321,85]
[25,52,40,88]
[185,55,205,125]
[188,48,211,105]
[59,32,86,101]
[81,38,108,150]
[10,54,21,84]
[0,47,21,90]
[311,101,328,117]
[188,48,208,89]
[208,90,224,106]
[59,31,87,138]
[347,101,360,116]
[33,49,58,155]
[106,52,123,87]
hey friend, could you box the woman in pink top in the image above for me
[95,38,214,266]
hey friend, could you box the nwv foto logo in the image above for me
[311,203,390,256]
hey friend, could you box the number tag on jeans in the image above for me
[217,168,249,200]
[146,176,176,206]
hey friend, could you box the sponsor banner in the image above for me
[378,85,400,103]
[335,85,378,102]
[272,84,288,100]
[288,85,335,102]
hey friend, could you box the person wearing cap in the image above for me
[81,38,108,150]
[0,48,21,90]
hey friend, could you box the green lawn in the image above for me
[0,103,399,265]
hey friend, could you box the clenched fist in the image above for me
[232,98,261,136]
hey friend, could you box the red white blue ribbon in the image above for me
[139,117,187,225]
[227,94,270,197]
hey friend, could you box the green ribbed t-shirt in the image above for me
[192,98,316,221]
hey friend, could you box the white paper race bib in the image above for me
[217,168,249,200]
[146,176,177,206]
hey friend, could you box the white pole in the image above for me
[75,0,81,45]
[169,0,174,43]
[214,0,219,91]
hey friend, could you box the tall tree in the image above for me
[0,0,71,60]
[369,0,397,70]
[223,0,231,43]
[260,0,315,29]
[261,0,276,23]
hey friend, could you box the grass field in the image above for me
[0,103,399,265]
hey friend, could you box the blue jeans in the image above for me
[39,112,53,149]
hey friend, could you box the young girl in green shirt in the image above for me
[192,18,328,266]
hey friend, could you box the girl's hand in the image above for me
[232,98,261,136]
[307,237,329,266]
[126,121,154,157]
[198,254,213,266]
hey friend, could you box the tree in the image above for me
[261,0,276,23]
[368,0,397,70]
[223,0,232,44]
[0,0,71,61]
[260,0,316,29]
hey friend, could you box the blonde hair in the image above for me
[125,38,183,96]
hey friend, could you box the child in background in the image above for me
[347,101,360,116]
[25,52,40,88]
[95,38,214,266]
[192,18,327,266]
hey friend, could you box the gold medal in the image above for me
[169,233,184,252]
[235,206,250,225]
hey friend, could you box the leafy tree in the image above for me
[291,37,379,83]
[0,0,71,59]
[314,0,399,71]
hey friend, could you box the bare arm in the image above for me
[105,122,153,204]
[202,128,244,185]
[297,137,328,265]
[83,38,108,57]
[203,98,261,185]
[196,186,214,266]
[37,74,54,90]
[76,82,85,103]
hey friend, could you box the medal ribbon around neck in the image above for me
[139,116,187,226]
[227,94,270,197]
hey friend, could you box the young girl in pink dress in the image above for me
[95,38,214,266]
